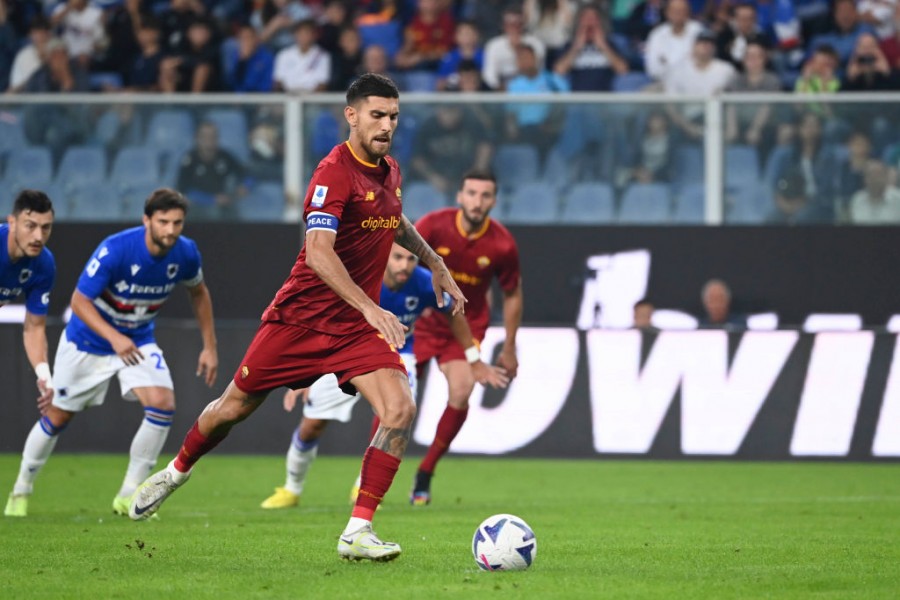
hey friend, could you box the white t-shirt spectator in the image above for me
[52,3,104,58]
[664,57,735,120]
[8,45,42,91]
[273,44,331,92]
[850,186,900,223]
[482,34,546,90]
[644,20,703,80]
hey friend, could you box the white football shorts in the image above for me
[303,353,416,422]
[52,330,174,413]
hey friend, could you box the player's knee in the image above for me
[448,375,475,404]
[381,400,416,429]
[45,406,73,430]
[144,390,175,412]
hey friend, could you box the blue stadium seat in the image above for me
[725,144,760,190]
[358,21,403,58]
[238,183,284,221]
[66,186,123,222]
[403,181,449,223]
[672,144,704,192]
[542,146,575,191]
[110,146,160,196]
[204,109,249,162]
[0,113,26,160]
[560,183,615,224]
[503,183,559,224]
[403,71,439,92]
[55,146,107,196]
[673,183,705,223]
[493,144,540,191]
[4,147,54,196]
[618,183,671,224]
[122,182,161,218]
[726,183,771,224]
[147,110,195,158]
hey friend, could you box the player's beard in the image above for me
[148,229,178,253]
[461,206,490,229]
[365,133,392,159]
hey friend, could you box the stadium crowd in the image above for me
[2,0,900,225]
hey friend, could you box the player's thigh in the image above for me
[118,343,174,401]
[303,374,361,423]
[439,359,476,407]
[52,331,118,413]
[352,367,415,428]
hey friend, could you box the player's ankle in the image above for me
[166,459,191,483]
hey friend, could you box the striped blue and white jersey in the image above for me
[65,226,203,355]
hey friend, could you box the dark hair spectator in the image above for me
[808,0,875,69]
[8,16,51,93]
[176,121,247,220]
[126,16,164,91]
[436,20,483,91]
[554,4,628,92]
[482,7,546,90]
[394,0,455,71]
[224,25,274,92]
[644,0,702,81]
[328,26,362,91]
[725,40,782,161]
[523,0,576,66]
[0,0,17,91]
[160,16,222,92]
[273,19,330,92]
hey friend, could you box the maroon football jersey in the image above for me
[415,208,520,341]
[261,142,403,335]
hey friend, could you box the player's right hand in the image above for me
[472,361,510,389]
[36,379,54,415]
[112,334,144,366]
[433,266,466,316]
[283,388,309,412]
[364,305,408,349]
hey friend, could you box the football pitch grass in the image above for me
[1,455,898,599]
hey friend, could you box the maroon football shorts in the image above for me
[233,321,406,395]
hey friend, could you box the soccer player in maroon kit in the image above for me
[128,74,466,562]
[409,171,522,504]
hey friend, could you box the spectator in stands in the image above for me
[836,132,873,212]
[327,26,361,91]
[842,33,898,91]
[469,0,508,40]
[505,43,569,154]
[160,17,221,92]
[766,112,839,222]
[177,121,247,220]
[23,38,89,93]
[251,0,312,52]
[859,0,897,40]
[724,40,782,159]
[767,166,816,224]
[394,0,455,71]
[878,2,900,68]
[247,120,284,184]
[8,16,51,92]
[0,1,18,92]
[849,159,900,223]
[716,3,772,69]
[794,43,840,114]
[97,0,149,83]
[644,0,702,81]
[224,24,274,92]
[554,3,628,92]
[809,0,874,69]
[621,110,673,186]
[126,16,163,91]
[160,0,206,55]
[51,0,104,70]
[699,279,745,328]
[318,0,350,54]
[451,58,490,92]
[624,0,665,46]
[663,31,736,140]
[482,7,546,90]
[436,20,483,91]
[523,0,576,66]
[632,298,655,330]
[361,43,391,78]
[273,19,330,92]
[95,104,144,160]
[410,105,493,193]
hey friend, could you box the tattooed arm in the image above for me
[395,215,467,315]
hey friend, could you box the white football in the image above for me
[472,513,537,571]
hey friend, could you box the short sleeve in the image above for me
[24,252,56,316]
[75,241,116,300]
[304,162,354,232]
[180,239,204,287]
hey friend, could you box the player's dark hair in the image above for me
[460,169,497,191]
[144,188,189,217]
[346,73,400,105]
[12,190,54,215]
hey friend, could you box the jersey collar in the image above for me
[455,210,490,241]
[345,141,379,168]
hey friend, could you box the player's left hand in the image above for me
[471,361,510,389]
[283,388,309,412]
[433,266,466,316]
[196,347,218,387]
[496,346,518,380]
[36,379,54,415]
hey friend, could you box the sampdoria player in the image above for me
[260,243,508,509]
[5,189,218,518]
[128,74,466,563]
[409,170,522,505]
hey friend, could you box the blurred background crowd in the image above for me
[1,0,900,226]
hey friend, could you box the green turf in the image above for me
[1,454,898,599]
